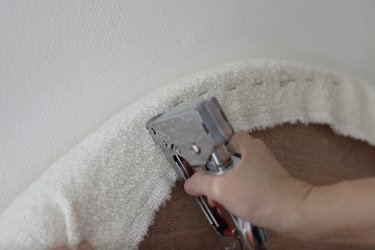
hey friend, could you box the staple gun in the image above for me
[146,97,267,250]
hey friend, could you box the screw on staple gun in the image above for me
[146,97,267,250]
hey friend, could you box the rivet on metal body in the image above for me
[190,144,201,154]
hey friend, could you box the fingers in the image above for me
[184,172,215,197]
[185,131,257,199]
[207,198,216,207]
[227,131,255,156]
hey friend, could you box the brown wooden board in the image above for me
[139,124,375,250]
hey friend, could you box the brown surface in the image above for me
[139,124,375,250]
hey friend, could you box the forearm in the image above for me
[184,132,375,246]
[285,177,375,245]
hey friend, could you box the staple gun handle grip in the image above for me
[215,154,268,250]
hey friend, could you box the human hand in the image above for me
[184,131,313,236]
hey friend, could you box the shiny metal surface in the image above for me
[146,97,267,250]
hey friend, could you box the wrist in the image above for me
[265,177,315,238]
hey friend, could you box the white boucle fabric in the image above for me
[0,59,374,250]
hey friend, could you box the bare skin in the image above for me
[184,131,375,245]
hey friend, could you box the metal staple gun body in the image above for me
[146,97,267,250]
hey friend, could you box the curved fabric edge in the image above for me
[0,59,374,250]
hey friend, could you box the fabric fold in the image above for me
[1,59,374,250]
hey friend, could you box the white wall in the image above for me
[1,0,374,211]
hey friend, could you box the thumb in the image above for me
[227,131,254,156]
[184,172,214,197]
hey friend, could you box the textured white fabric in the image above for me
[0,59,374,250]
